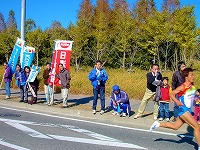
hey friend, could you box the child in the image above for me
[158,77,172,121]
[194,89,200,124]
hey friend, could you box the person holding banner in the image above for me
[43,62,51,105]
[3,62,12,99]
[15,64,27,102]
[55,63,71,107]
[24,66,39,105]
[88,60,108,115]
[110,85,131,117]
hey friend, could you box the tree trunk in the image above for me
[122,51,126,71]
[75,56,79,72]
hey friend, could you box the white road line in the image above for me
[0,140,30,150]
[5,122,52,139]
[0,118,146,149]
[0,106,194,138]
[61,125,121,142]
[48,134,146,149]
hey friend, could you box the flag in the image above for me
[21,46,35,69]
[49,40,73,86]
[26,65,41,82]
[8,38,25,74]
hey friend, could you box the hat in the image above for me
[112,85,120,91]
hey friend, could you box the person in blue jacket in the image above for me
[110,85,131,117]
[15,64,28,103]
[88,60,108,115]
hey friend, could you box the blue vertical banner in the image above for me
[21,46,35,69]
[8,38,25,74]
[26,65,41,82]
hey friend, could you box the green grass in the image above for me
[1,65,200,100]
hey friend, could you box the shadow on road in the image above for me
[154,125,197,150]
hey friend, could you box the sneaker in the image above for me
[159,118,163,121]
[165,118,170,122]
[63,103,68,107]
[19,100,24,102]
[100,110,104,115]
[5,96,10,99]
[92,110,96,114]
[134,114,141,119]
[122,113,126,117]
[150,121,160,131]
[112,111,119,115]
[153,116,158,120]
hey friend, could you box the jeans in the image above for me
[159,102,169,118]
[4,82,11,97]
[61,88,68,105]
[110,101,131,114]
[174,94,179,118]
[93,88,105,110]
[20,85,28,101]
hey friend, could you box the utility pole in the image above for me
[20,0,26,65]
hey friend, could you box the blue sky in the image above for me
[0,0,199,30]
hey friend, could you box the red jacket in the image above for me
[160,85,171,102]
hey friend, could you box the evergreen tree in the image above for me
[0,12,6,32]
[92,0,111,63]
[6,10,17,29]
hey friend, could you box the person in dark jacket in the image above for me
[88,60,108,115]
[110,85,131,117]
[3,62,12,99]
[15,64,27,102]
[24,66,39,104]
[43,62,51,104]
[56,63,71,107]
[134,64,162,120]
[171,61,186,122]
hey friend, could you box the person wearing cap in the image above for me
[88,60,108,115]
[110,85,131,117]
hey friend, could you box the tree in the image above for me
[6,10,17,30]
[68,0,94,71]
[25,18,36,33]
[110,0,135,70]
[172,6,199,65]
[92,0,111,63]
[0,12,6,32]
[26,28,50,66]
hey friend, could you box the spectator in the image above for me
[158,77,172,121]
[14,64,27,102]
[24,66,39,104]
[194,89,200,124]
[56,63,71,107]
[43,62,51,105]
[171,61,186,122]
[134,64,162,120]
[150,68,200,150]
[3,62,12,99]
[110,85,131,117]
[88,60,108,115]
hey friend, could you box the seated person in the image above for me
[110,85,131,117]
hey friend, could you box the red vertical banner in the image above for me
[50,40,73,86]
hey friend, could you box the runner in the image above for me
[150,68,200,150]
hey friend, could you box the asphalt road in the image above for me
[0,106,198,150]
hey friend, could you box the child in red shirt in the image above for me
[159,77,172,121]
